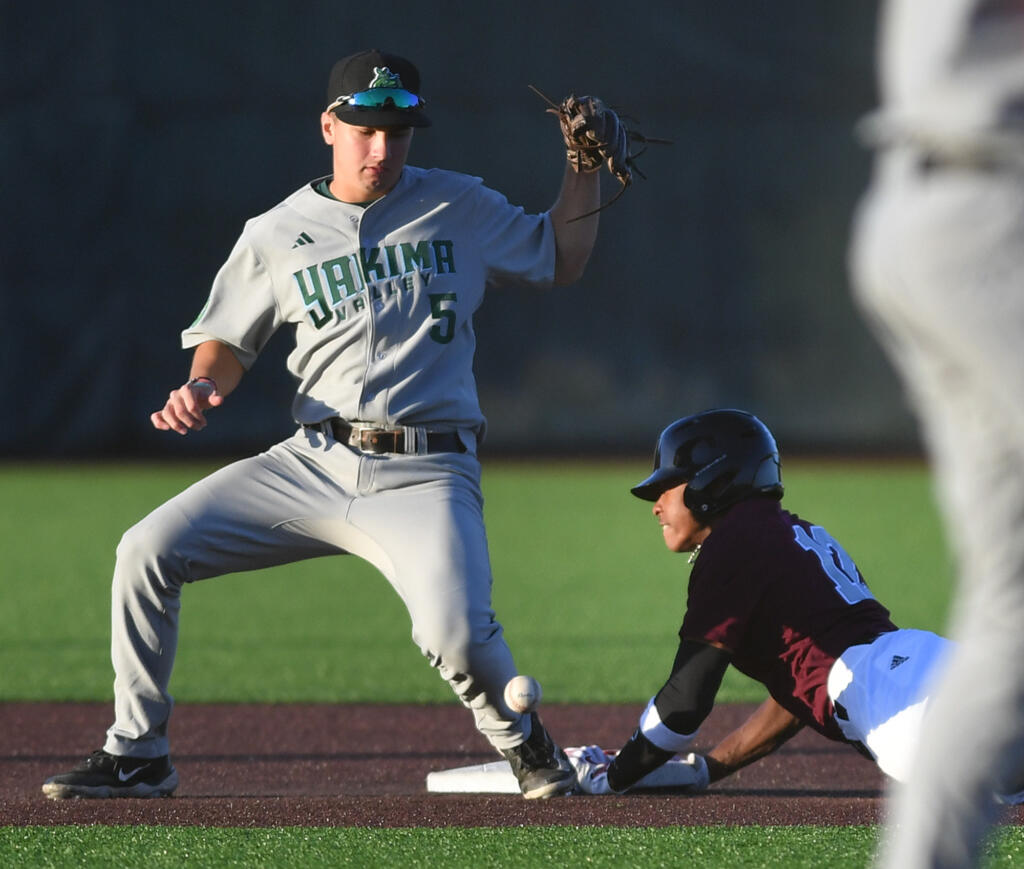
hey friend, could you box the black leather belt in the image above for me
[305,419,464,454]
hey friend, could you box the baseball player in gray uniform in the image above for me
[42,49,617,800]
[850,2,1024,865]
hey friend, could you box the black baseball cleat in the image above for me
[42,749,178,799]
[501,712,575,799]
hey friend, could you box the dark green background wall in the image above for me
[3,0,914,457]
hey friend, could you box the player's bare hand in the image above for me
[151,380,224,434]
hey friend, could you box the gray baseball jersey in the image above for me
[183,166,555,435]
[102,167,557,761]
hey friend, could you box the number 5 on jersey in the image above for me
[429,293,457,344]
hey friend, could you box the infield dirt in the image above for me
[4,702,1021,827]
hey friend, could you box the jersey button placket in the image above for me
[354,215,378,418]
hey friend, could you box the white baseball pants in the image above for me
[103,427,526,757]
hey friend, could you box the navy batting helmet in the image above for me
[630,409,784,519]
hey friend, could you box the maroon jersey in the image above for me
[681,497,897,741]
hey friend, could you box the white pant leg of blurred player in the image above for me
[851,141,1024,869]
[850,1,1024,864]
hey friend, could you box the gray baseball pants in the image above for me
[851,148,1024,869]
[103,426,525,758]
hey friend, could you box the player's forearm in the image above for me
[703,697,804,783]
[549,164,600,285]
[188,340,245,398]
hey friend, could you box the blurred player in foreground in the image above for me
[849,1,1024,865]
[567,410,1024,808]
[40,48,626,801]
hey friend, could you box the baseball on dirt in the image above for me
[504,675,542,714]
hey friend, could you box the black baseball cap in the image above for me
[325,50,431,128]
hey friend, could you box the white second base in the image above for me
[425,756,703,794]
[426,760,522,794]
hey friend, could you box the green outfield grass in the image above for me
[0,458,953,704]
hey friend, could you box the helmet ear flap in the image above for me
[682,485,713,518]
[684,468,736,519]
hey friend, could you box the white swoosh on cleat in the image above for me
[117,767,146,782]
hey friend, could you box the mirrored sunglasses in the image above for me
[327,88,426,113]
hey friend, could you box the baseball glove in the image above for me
[530,85,672,220]
[556,95,631,181]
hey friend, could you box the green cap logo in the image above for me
[368,66,403,89]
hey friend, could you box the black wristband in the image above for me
[607,730,676,792]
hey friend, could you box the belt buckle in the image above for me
[356,428,403,454]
